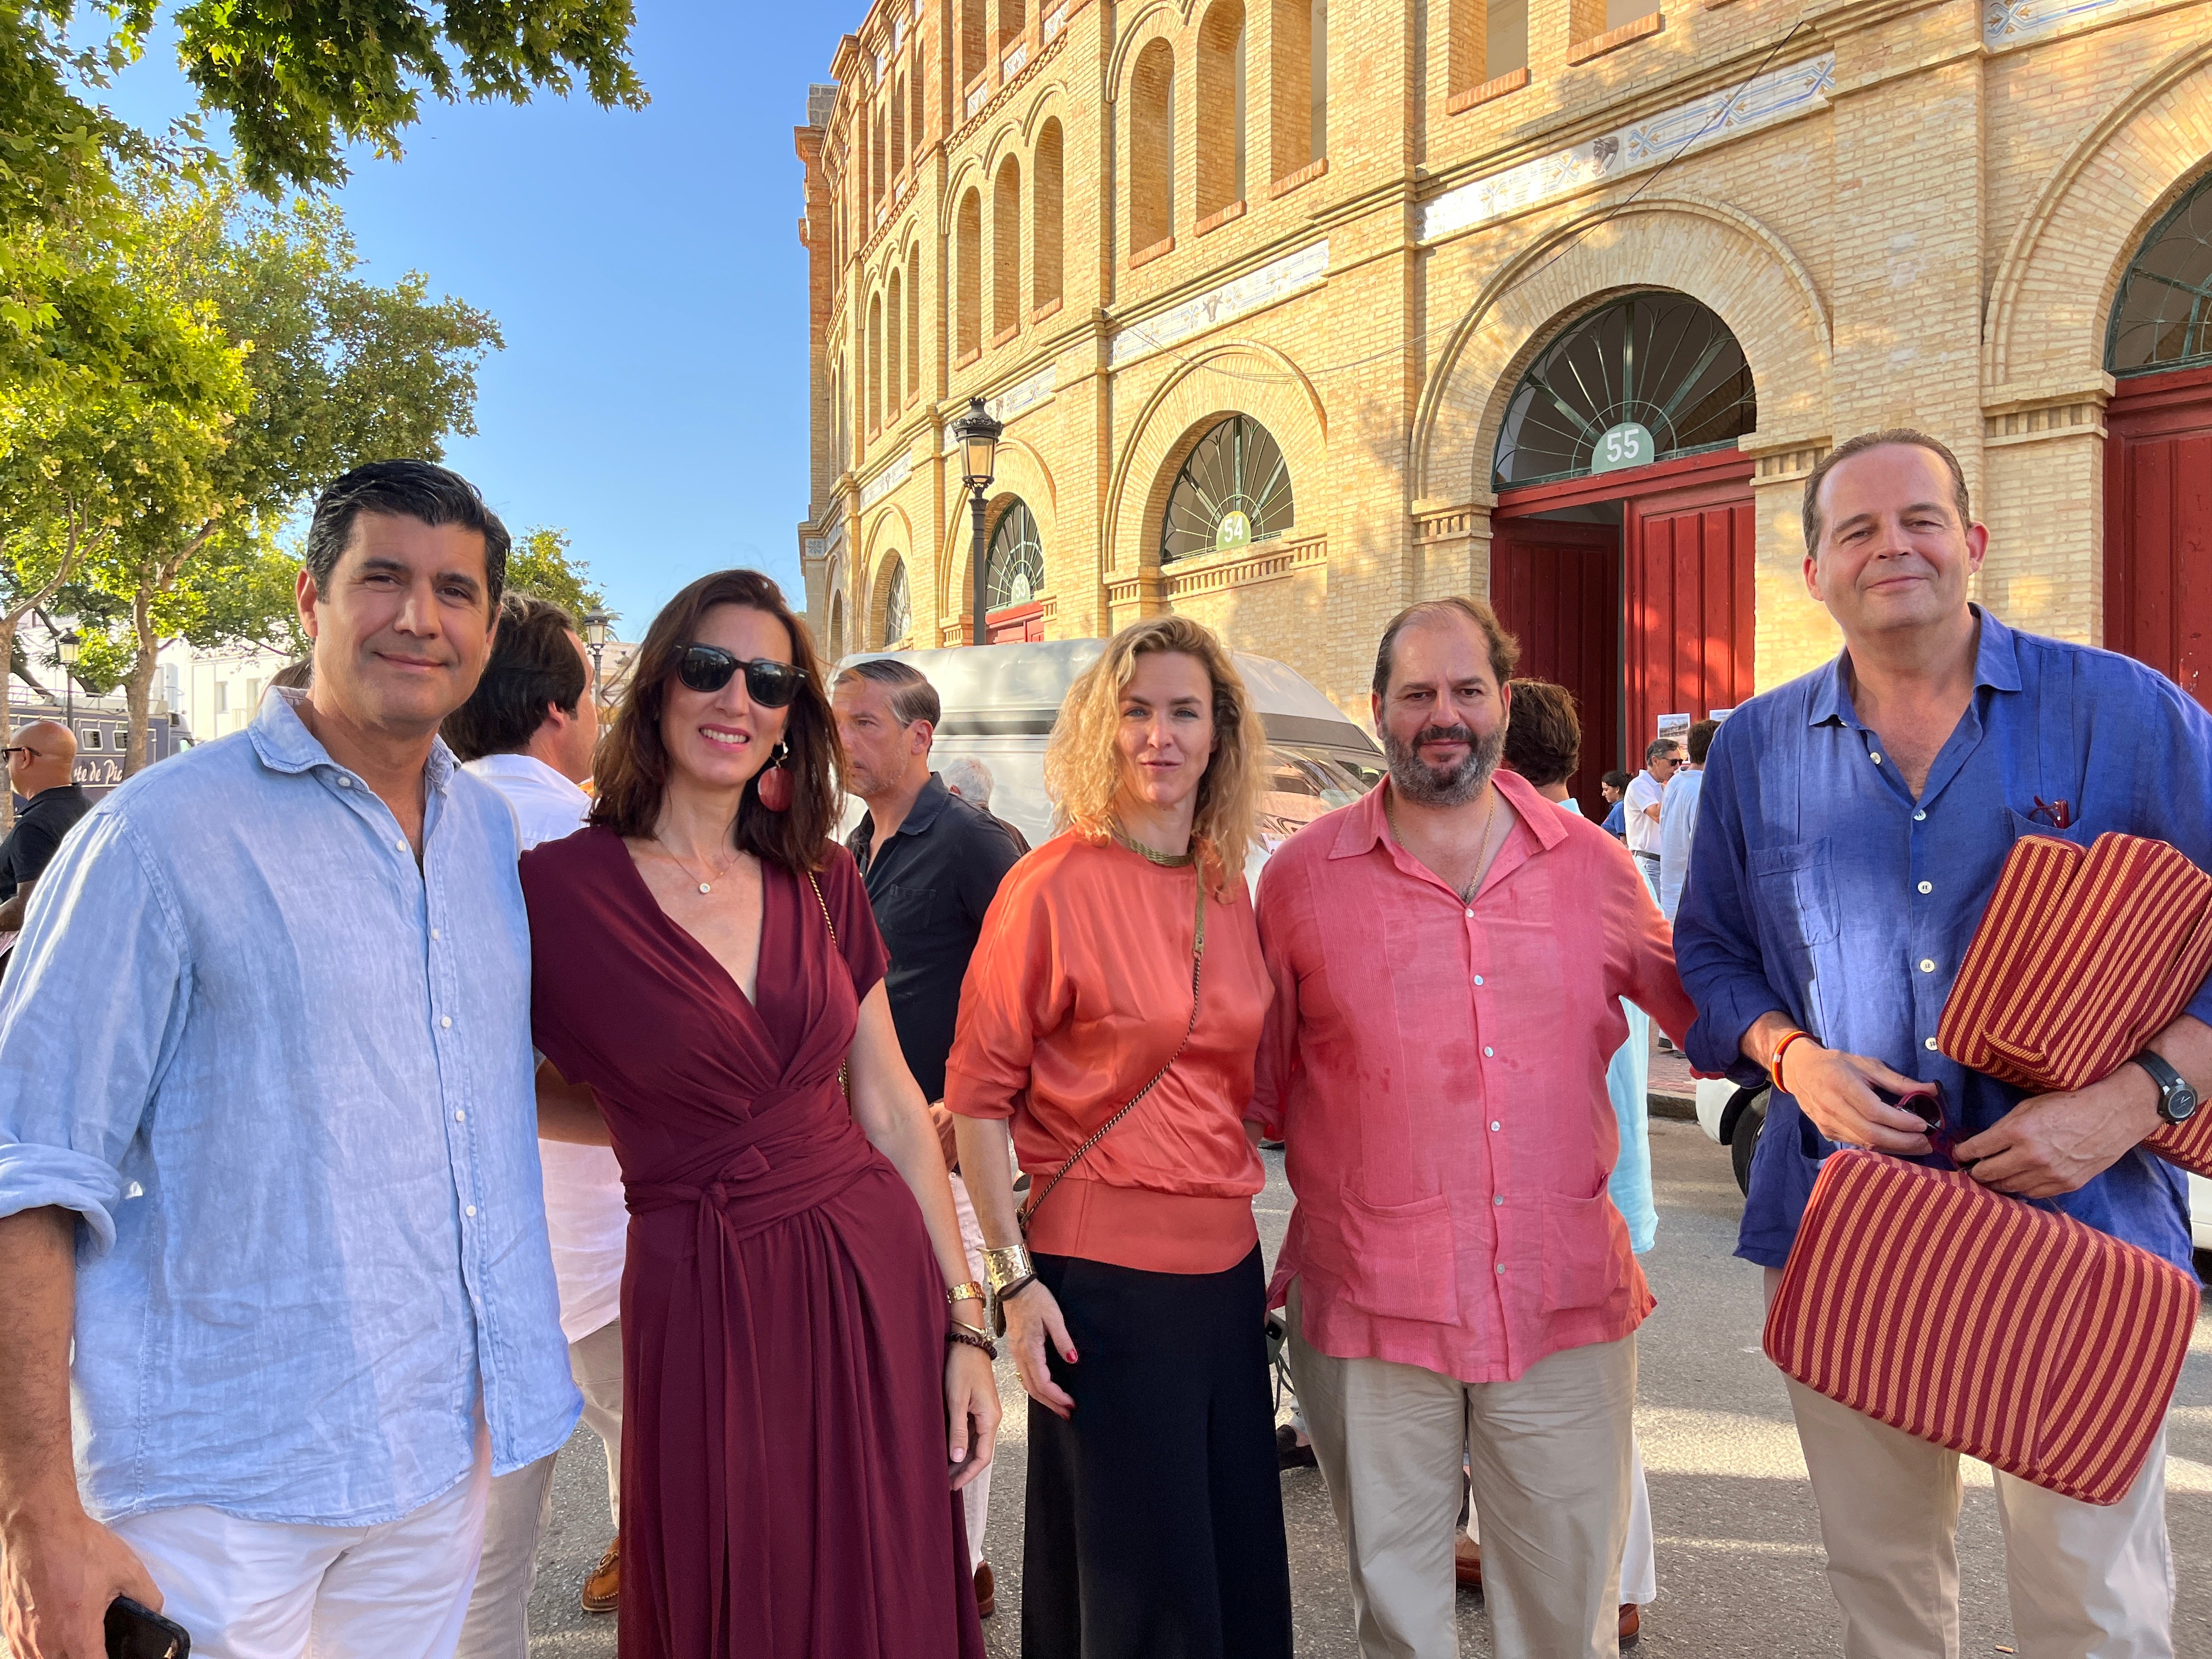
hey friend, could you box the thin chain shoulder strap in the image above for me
[1019,878,1207,1236]
[806,869,851,1096]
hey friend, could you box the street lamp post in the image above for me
[580,609,613,700]
[950,397,1003,647]
[55,629,80,730]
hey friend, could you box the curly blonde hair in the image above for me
[1044,615,1267,885]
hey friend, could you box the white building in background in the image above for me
[158,642,296,746]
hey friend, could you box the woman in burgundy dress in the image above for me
[521,569,996,1657]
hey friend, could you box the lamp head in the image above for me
[56,629,80,667]
[951,396,1003,492]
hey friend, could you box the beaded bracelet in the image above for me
[947,1322,998,1361]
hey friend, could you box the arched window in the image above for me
[994,154,1022,340]
[867,293,883,432]
[1197,2,1246,218]
[873,108,887,201]
[885,270,904,415]
[830,591,848,659]
[1492,291,1756,490]
[1130,41,1176,255]
[1034,120,1064,312]
[956,189,983,358]
[910,47,927,157]
[1270,0,1324,180]
[961,0,988,89]
[906,240,923,398]
[881,557,912,646]
[1447,0,1527,91]
[1161,415,1296,562]
[2109,172,2212,376]
[999,0,1025,49]
[986,499,1046,611]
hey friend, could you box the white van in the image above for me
[836,640,1384,862]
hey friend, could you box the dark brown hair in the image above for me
[588,569,843,872]
[1502,677,1581,788]
[1372,596,1521,698]
[1687,716,1721,765]
[441,591,586,763]
[1801,428,1972,552]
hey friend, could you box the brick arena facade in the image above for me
[795,0,2212,779]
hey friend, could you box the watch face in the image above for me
[2171,1084,2200,1122]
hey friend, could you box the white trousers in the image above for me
[455,1317,625,1659]
[1466,1436,1656,1605]
[110,1425,492,1659]
[951,1170,992,1572]
[1289,1280,1636,1659]
[1786,1375,2175,1658]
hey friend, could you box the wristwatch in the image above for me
[2130,1048,2199,1127]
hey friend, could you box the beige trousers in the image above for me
[1289,1280,1634,1659]
[1785,1376,2174,1659]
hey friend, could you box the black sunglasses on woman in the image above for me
[676,645,806,707]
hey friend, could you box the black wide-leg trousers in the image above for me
[1021,1244,1294,1659]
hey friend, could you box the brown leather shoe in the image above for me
[1619,1602,1641,1648]
[581,1537,619,1615]
[1453,1537,1482,1590]
[974,1561,996,1619]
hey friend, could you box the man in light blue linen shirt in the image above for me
[0,461,579,1659]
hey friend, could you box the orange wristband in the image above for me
[1771,1029,1813,1094]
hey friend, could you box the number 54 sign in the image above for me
[1591,421,1654,475]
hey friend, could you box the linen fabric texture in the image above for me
[521,831,982,1659]
[1250,771,1695,1384]
[1936,829,2212,1175]
[945,833,1271,1274]
[1767,1149,2197,1505]
[1675,608,2212,1273]
[0,688,578,1524]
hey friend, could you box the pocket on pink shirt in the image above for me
[1334,1189,1460,1324]
[1540,1186,1630,1311]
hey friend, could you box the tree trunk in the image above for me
[123,584,160,778]
[0,616,16,834]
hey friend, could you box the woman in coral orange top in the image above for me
[947,616,1293,1659]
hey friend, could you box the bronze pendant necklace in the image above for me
[1385,783,1501,906]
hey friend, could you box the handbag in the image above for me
[1765,1146,2197,1505]
[1937,829,2212,1173]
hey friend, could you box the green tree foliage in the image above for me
[72,166,502,774]
[504,526,607,623]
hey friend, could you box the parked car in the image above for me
[834,640,1384,868]
[1699,1076,2212,1273]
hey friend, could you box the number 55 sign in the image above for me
[1590,421,1654,475]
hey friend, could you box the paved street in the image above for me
[520,1118,2212,1655]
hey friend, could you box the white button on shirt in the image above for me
[1920,960,1936,973]
[440,1015,453,1029]
[1918,882,1932,894]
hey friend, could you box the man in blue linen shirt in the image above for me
[1675,428,2212,1657]
[0,462,579,1659]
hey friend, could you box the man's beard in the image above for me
[1383,721,1506,809]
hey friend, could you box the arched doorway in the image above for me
[1161,415,1296,562]
[985,498,1047,642]
[2104,170,2212,707]
[879,556,912,647]
[1487,290,1758,814]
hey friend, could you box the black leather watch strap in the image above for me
[2131,1048,2198,1125]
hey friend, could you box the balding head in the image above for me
[7,719,76,795]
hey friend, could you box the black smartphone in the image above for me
[106,1597,190,1659]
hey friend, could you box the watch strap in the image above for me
[2131,1048,2194,1123]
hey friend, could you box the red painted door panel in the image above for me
[1489,518,1622,818]
[2106,364,2212,709]
[987,602,1046,644]
[1624,483,1757,759]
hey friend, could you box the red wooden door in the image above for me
[1489,518,1622,817]
[987,601,1045,644]
[2105,363,2212,708]
[1625,479,1757,760]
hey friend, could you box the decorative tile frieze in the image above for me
[859,450,913,510]
[1001,38,1029,78]
[1044,1,1069,39]
[1420,53,1837,243]
[1983,0,2171,48]
[986,364,1057,425]
[1109,240,1331,366]
[966,78,989,119]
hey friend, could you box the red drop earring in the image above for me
[755,742,793,812]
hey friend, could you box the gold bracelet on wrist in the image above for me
[981,1243,1035,1296]
[945,1280,986,1307]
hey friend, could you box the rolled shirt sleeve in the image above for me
[0,808,187,1255]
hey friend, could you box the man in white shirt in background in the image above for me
[1657,719,1718,925]
[442,591,628,1645]
[1623,736,1683,896]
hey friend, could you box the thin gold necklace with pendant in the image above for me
[656,836,739,895]
[1386,783,1500,905]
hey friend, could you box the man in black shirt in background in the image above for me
[1,721,89,938]
[832,656,1023,1620]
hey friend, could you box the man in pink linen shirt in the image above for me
[1249,597,1694,1659]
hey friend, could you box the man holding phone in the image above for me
[0,462,579,1658]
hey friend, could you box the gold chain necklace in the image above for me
[1385,784,1500,906]
[654,836,740,895]
[1109,821,1197,868]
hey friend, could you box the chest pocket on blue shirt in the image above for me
[1750,838,1839,970]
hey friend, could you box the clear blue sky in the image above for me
[98,4,856,641]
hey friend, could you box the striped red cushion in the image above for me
[1767,1149,2197,1506]
[1938,832,2212,1176]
